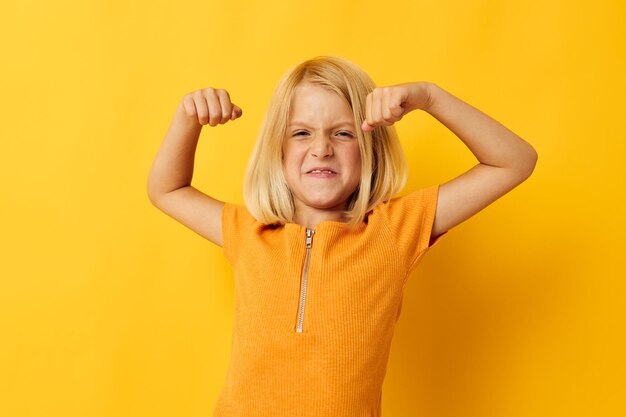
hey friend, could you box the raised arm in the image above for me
[146,88,242,247]
[420,82,538,239]
[361,81,538,241]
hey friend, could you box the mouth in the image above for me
[305,168,339,178]
[306,169,338,174]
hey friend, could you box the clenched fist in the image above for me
[179,87,243,127]
[361,82,433,132]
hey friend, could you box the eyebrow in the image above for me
[288,120,355,128]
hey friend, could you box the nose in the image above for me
[310,134,333,158]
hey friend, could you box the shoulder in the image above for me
[222,201,257,226]
[375,184,439,219]
[371,184,444,267]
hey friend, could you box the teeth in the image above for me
[310,169,335,174]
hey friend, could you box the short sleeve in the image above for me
[221,202,256,265]
[380,184,448,271]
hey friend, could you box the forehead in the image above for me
[288,82,354,125]
[291,82,343,102]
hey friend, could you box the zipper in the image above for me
[296,228,315,333]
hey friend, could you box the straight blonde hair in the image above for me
[243,55,408,227]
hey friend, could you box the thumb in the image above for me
[361,120,374,132]
[231,105,243,120]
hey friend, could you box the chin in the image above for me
[303,198,343,210]
[301,191,354,210]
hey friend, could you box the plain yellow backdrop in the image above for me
[1,0,624,416]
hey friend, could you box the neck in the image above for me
[292,206,348,229]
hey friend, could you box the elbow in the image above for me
[529,147,538,170]
[146,179,163,207]
[146,174,166,207]
[147,188,160,207]
[520,148,538,178]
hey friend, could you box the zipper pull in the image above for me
[305,228,314,248]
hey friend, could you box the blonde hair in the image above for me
[243,55,408,227]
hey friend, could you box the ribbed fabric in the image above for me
[213,184,447,417]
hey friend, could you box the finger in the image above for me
[192,91,210,124]
[202,88,222,126]
[361,119,374,132]
[182,95,197,118]
[231,104,243,120]
[391,87,408,118]
[382,87,393,123]
[377,88,395,127]
[365,92,373,130]
[371,88,382,126]
[216,89,233,124]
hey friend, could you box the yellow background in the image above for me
[1,1,624,416]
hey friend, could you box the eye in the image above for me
[294,131,309,136]
[337,131,354,138]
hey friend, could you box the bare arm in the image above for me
[423,82,538,239]
[146,88,242,247]
[361,81,538,241]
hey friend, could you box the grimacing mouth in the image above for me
[306,168,338,174]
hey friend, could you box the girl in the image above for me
[147,56,537,417]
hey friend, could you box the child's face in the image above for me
[282,82,361,217]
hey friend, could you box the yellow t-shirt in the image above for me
[213,184,447,417]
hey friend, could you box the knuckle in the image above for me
[201,88,215,100]
[196,110,208,122]
[208,108,221,118]
[217,88,230,98]
[208,114,221,126]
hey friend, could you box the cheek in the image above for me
[348,147,362,176]
[282,146,302,177]
[281,144,292,167]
